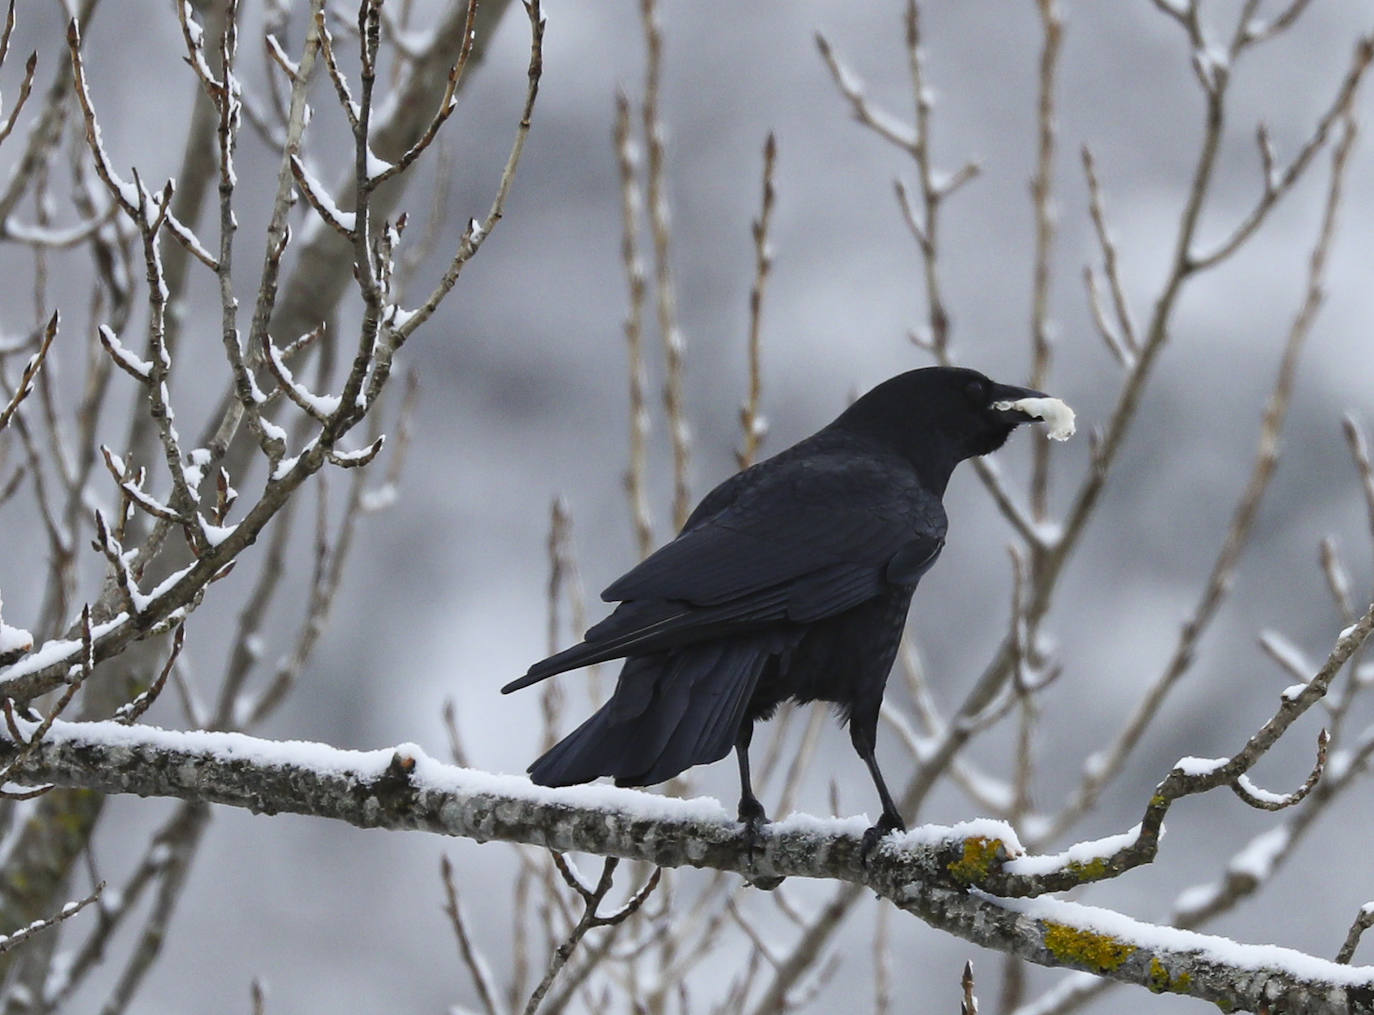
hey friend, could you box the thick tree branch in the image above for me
[2,720,1373,1013]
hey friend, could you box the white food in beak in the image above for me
[993,396,1076,441]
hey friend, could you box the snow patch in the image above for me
[988,892,1374,984]
[1003,826,1140,877]
[885,817,1024,856]
[1228,825,1289,882]
[259,416,287,444]
[365,147,395,179]
[1173,880,1222,918]
[1232,774,1293,808]
[98,325,153,380]
[0,615,129,681]
[360,483,398,512]
[1175,756,1228,777]
[0,588,32,661]
[197,516,239,547]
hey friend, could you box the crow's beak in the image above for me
[988,383,1048,425]
[987,382,1077,441]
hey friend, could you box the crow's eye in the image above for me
[964,379,987,405]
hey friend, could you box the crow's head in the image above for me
[837,366,1075,486]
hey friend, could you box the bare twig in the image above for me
[615,91,653,559]
[0,604,95,790]
[541,497,573,745]
[821,2,978,358]
[874,901,892,1015]
[737,132,775,471]
[1344,414,1374,552]
[1024,716,1374,1013]
[1080,146,1137,364]
[67,19,217,270]
[241,0,325,423]
[1032,110,1361,849]
[0,882,103,956]
[1229,728,1328,811]
[639,0,690,531]
[1191,37,1373,270]
[522,857,661,1015]
[815,31,917,156]
[1319,537,1356,626]
[441,855,502,1015]
[365,0,478,190]
[0,50,37,150]
[1027,0,1063,520]
[48,802,209,1007]
[96,806,205,1015]
[1337,904,1374,965]
[390,1,543,352]
[0,310,57,432]
[112,624,185,725]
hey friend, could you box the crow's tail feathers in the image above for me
[527,637,778,789]
[501,602,696,695]
[501,640,615,694]
[503,596,788,696]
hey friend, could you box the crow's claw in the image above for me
[860,811,906,866]
[737,796,770,858]
[737,796,769,827]
[737,799,783,889]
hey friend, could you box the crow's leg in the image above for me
[735,721,768,829]
[850,715,905,862]
[735,721,784,888]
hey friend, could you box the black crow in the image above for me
[504,366,1074,853]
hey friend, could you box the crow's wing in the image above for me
[602,448,945,608]
[503,447,945,693]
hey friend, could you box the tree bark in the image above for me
[3,719,1371,1015]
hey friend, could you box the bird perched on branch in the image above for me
[504,366,1075,855]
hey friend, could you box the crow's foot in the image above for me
[737,796,770,859]
[737,797,783,889]
[737,795,769,827]
[860,811,906,866]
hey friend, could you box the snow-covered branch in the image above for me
[2,718,1372,1013]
